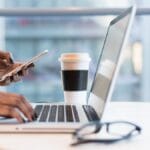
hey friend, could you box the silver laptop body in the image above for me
[0,6,136,133]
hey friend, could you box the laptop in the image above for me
[0,6,136,133]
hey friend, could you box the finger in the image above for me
[13,95,34,121]
[23,69,29,76]
[0,93,33,121]
[12,74,22,82]
[5,52,14,64]
[0,59,10,68]
[0,104,24,123]
[0,76,11,86]
[0,51,14,64]
[15,99,32,121]
[2,63,21,75]
[19,69,29,76]
[21,96,35,118]
[8,53,14,64]
[15,95,33,121]
[18,65,32,77]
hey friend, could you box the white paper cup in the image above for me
[59,53,91,105]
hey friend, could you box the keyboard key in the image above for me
[34,105,43,118]
[88,105,99,121]
[83,105,99,121]
[72,105,80,122]
[48,105,57,122]
[39,105,50,122]
[66,105,73,122]
[58,105,64,122]
[83,105,93,121]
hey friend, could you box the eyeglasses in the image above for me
[71,121,141,146]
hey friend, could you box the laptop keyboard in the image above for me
[34,104,80,122]
[34,104,99,123]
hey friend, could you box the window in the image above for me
[0,0,149,102]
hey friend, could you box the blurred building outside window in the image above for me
[0,0,149,102]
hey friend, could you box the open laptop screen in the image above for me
[88,7,134,117]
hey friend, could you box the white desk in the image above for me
[0,102,149,150]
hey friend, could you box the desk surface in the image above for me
[0,102,149,150]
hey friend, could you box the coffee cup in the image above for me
[59,53,91,105]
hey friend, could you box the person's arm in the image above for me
[0,51,36,122]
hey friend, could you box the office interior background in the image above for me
[0,0,149,102]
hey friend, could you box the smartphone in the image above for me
[0,49,49,82]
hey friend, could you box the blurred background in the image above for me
[0,0,149,102]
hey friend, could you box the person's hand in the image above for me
[0,92,36,123]
[0,51,34,86]
[0,51,14,65]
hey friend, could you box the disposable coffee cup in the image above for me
[59,53,91,105]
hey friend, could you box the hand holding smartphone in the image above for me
[0,49,49,82]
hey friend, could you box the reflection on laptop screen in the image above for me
[88,9,132,116]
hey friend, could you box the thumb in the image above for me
[0,59,10,69]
